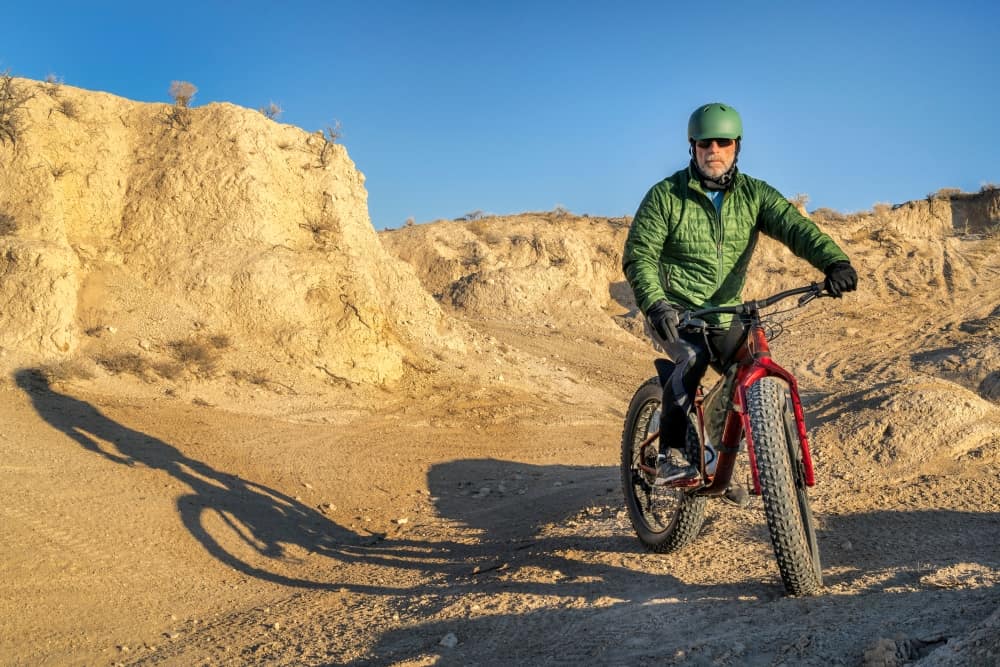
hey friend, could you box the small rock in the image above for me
[271,621,281,630]
[395,517,409,525]
[841,540,853,551]
[139,339,151,351]
[302,482,314,490]
[439,632,459,648]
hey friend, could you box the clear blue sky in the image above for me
[5,1,998,229]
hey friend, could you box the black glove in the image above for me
[646,299,680,344]
[824,260,858,297]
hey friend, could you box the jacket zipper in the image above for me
[716,195,724,291]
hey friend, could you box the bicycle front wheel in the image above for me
[747,377,823,596]
[620,378,706,552]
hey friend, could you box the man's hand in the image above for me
[824,261,858,297]
[646,300,681,344]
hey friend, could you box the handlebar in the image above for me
[678,282,827,329]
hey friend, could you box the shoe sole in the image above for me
[653,476,702,488]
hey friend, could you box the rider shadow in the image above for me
[14,368,441,593]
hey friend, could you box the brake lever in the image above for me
[797,282,826,306]
[680,315,709,330]
[797,292,818,307]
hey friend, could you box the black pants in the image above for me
[649,319,747,455]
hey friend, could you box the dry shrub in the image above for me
[928,187,963,201]
[872,202,893,216]
[812,207,847,223]
[318,121,342,167]
[168,80,197,108]
[57,98,78,119]
[168,334,230,378]
[260,102,282,120]
[37,360,96,383]
[0,213,17,235]
[150,361,183,380]
[549,205,570,220]
[50,162,71,179]
[230,368,268,385]
[96,352,154,377]
[301,213,341,247]
[0,71,34,145]
[165,80,197,131]
[458,209,485,222]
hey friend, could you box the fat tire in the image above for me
[747,377,823,595]
[621,377,706,553]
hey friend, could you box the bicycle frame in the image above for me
[693,320,816,498]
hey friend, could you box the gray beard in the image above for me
[691,159,738,191]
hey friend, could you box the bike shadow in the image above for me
[13,368,457,593]
[427,457,619,543]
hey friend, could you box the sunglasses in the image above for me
[695,138,735,149]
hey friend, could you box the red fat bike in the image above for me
[621,283,827,596]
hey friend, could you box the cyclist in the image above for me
[622,102,858,490]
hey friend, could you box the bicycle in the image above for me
[620,283,828,596]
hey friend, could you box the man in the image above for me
[622,102,857,489]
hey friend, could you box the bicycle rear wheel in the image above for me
[620,378,706,552]
[747,377,823,595]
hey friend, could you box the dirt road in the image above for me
[3,306,997,666]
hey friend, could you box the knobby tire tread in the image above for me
[621,378,706,553]
[747,377,823,596]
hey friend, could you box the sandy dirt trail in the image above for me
[2,304,998,666]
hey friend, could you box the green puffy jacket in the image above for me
[623,166,849,325]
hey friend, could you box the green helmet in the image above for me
[687,103,743,142]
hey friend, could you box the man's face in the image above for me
[694,138,737,179]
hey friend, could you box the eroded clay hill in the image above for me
[0,77,463,404]
[381,189,1000,485]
